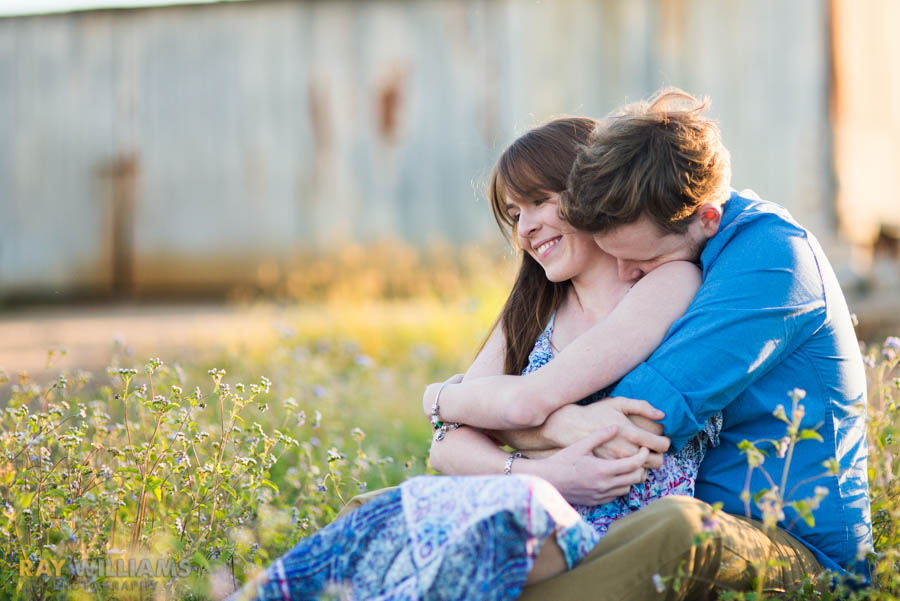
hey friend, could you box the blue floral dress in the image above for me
[230,316,722,601]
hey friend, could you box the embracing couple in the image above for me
[229,88,872,601]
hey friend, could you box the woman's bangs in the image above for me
[499,153,548,204]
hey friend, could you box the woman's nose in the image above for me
[518,211,540,236]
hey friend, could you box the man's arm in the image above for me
[427,261,701,431]
[429,424,651,506]
[609,216,828,450]
[439,307,665,454]
[429,331,655,503]
[499,399,668,462]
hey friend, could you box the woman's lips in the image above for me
[535,236,561,259]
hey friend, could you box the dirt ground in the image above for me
[0,302,290,381]
[2,292,896,392]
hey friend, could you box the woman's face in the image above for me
[506,191,607,282]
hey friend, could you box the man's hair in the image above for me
[561,87,732,235]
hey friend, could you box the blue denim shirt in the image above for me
[611,191,872,575]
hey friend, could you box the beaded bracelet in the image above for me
[504,452,524,475]
[431,380,462,441]
[433,422,461,442]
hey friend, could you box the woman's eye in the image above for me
[533,199,544,207]
[510,213,520,223]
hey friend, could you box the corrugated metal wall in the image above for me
[832,0,900,245]
[0,0,831,297]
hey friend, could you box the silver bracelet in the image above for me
[430,379,453,430]
[430,380,461,441]
[504,452,524,475]
[433,422,462,442]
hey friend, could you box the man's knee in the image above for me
[636,497,725,599]
[638,496,719,553]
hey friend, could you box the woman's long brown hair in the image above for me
[487,117,599,375]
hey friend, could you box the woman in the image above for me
[228,118,717,601]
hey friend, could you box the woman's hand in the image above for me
[529,425,650,506]
[422,373,465,417]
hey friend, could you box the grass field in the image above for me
[1,267,899,599]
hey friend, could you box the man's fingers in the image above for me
[608,466,647,488]
[643,451,664,470]
[627,428,671,454]
[592,439,641,460]
[614,397,665,421]
[629,415,664,436]
[605,446,650,475]
[573,425,618,453]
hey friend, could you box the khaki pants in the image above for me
[337,488,825,600]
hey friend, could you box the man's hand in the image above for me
[531,426,650,505]
[422,373,465,417]
[542,397,669,467]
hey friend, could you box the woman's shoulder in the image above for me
[647,260,701,278]
[631,260,701,294]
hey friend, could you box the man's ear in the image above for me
[695,203,722,239]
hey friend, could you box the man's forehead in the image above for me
[594,220,667,255]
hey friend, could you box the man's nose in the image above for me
[617,260,644,282]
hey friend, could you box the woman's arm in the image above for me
[424,261,701,429]
[427,309,636,455]
[427,323,550,451]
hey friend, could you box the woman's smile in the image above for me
[534,236,562,259]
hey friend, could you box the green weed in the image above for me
[1,308,899,600]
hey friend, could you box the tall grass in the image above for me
[1,257,898,599]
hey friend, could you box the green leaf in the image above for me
[791,500,816,527]
[258,479,279,493]
[191,551,210,571]
[798,429,823,443]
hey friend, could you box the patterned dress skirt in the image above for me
[231,475,599,601]
[229,314,722,601]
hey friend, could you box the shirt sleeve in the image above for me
[610,216,828,451]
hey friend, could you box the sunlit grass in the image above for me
[1,249,898,599]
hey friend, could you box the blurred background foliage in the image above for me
[2,1,900,598]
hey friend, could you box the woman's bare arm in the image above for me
[427,337,655,496]
[426,323,547,448]
[428,307,612,454]
[425,261,701,432]
[427,325,554,475]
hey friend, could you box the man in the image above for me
[518,88,872,599]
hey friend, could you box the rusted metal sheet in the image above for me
[0,0,839,298]
[831,0,900,247]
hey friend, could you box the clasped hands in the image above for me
[423,375,671,505]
